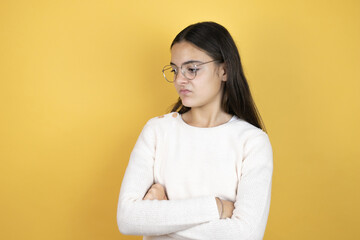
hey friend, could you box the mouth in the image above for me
[179,89,191,95]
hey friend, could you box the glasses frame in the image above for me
[162,59,219,83]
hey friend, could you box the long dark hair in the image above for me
[170,21,266,131]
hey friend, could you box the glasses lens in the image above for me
[163,65,176,82]
[183,63,198,80]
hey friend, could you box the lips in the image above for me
[179,89,191,95]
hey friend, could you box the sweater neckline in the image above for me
[178,113,236,129]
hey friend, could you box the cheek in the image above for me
[174,83,181,92]
[199,77,222,94]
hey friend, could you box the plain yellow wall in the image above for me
[1,0,359,239]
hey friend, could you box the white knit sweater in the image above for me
[117,112,273,240]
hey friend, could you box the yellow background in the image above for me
[1,0,359,239]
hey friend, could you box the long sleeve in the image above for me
[117,119,220,236]
[167,132,273,240]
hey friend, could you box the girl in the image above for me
[117,21,273,240]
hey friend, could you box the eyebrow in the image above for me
[170,60,203,66]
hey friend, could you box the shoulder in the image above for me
[230,116,268,138]
[142,112,180,132]
[230,118,273,168]
[229,116,271,150]
[145,112,179,125]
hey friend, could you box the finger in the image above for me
[143,193,154,200]
[152,183,165,190]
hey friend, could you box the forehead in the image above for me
[170,41,211,65]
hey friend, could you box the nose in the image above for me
[174,71,189,85]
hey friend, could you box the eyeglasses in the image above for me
[162,59,219,83]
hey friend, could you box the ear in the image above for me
[219,63,227,82]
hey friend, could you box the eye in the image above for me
[186,66,199,74]
[171,68,178,75]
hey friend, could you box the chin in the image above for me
[180,99,194,108]
[181,100,203,109]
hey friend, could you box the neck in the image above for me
[182,106,232,128]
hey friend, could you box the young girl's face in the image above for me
[170,41,226,110]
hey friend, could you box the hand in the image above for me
[215,197,234,219]
[143,183,168,200]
